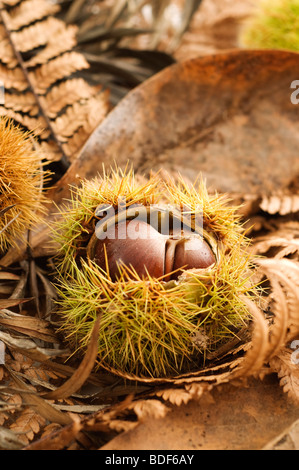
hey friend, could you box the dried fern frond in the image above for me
[0,0,110,167]
[226,230,299,390]
[5,0,60,31]
[0,117,49,252]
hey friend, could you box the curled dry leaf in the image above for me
[23,419,81,451]
[0,298,30,309]
[0,426,24,450]
[43,315,101,400]
[263,418,299,450]
[250,236,299,259]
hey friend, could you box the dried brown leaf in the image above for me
[62,92,110,160]
[263,419,299,450]
[108,419,138,433]
[0,1,110,169]
[270,347,299,405]
[230,296,270,379]
[24,418,81,450]
[266,279,290,360]
[52,94,109,140]
[0,298,30,309]
[184,382,204,400]
[0,426,24,450]
[255,258,299,337]
[0,107,49,138]
[25,24,77,67]
[252,236,299,258]
[54,50,299,201]
[37,140,62,162]
[0,329,67,363]
[0,37,17,67]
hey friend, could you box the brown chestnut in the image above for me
[87,212,216,281]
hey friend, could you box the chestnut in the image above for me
[87,212,216,281]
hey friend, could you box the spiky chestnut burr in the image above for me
[240,0,299,52]
[0,117,48,253]
[53,167,256,379]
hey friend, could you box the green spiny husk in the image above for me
[0,117,49,252]
[53,167,257,378]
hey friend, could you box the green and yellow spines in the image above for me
[53,167,162,276]
[0,117,49,252]
[240,0,299,52]
[53,167,256,379]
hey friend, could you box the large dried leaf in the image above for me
[51,49,299,204]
